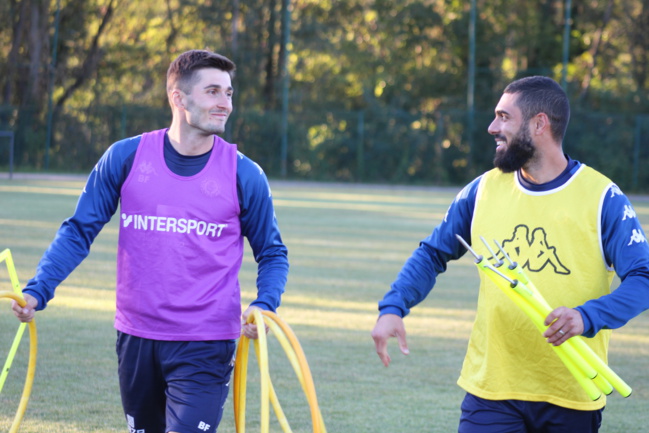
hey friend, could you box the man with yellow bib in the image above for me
[372,76,649,432]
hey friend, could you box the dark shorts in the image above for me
[459,393,603,433]
[116,331,236,433]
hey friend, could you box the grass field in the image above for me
[0,174,648,432]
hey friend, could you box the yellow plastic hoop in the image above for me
[0,248,38,433]
[0,291,37,433]
[233,310,326,433]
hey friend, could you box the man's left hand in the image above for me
[543,306,584,346]
[241,305,269,339]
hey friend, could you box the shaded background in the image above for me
[1,0,648,190]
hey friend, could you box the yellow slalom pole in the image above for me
[506,277,630,397]
[479,264,602,400]
[462,236,626,399]
[493,239,620,396]
[0,324,27,392]
[481,238,631,397]
[569,336,632,397]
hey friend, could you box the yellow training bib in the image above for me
[458,165,615,410]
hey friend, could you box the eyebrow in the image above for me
[495,109,510,117]
[204,84,234,92]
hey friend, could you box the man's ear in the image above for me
[171,90,185,110]
[532,112,550,136]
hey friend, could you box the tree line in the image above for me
[1,0,648,190]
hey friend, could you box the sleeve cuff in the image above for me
[250,300,275,312]
[378,306,405,318]
[575,306,595,337]
[23,289,46,311]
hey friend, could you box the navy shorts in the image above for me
[459,393,603,433]
[116,331,236,433]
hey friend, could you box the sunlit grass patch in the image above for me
[0,178,648,432]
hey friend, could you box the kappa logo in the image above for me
[500,224,570,275]
[628,229,647,246]
[136,160,158,183]
[609,184,623,198]
[622,205,637,221]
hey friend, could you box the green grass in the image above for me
[0,176,648,432]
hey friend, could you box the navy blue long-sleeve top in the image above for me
[379,158,649,337]
[24,132,289,312]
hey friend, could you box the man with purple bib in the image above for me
[13,50,289,433]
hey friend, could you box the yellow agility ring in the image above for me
[233,310,326,433]
[0,249,38,433]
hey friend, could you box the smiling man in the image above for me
[13,50,289,433]
[372,76,649,432]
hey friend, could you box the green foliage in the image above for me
[1,0,649,189]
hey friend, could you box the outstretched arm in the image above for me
[373,177,481,364]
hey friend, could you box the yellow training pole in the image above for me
[479,263,603,400]
[568,336,632,397]
[505,276,630,397]
[460,236,628,399]
[492,240,622,396]
[0,324,27,392]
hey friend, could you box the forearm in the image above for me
[377,179,478,317]
[577,272,649,337]
[379,243,447,317]
[250,248,289,312]
[24,219,98,309]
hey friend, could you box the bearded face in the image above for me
[493,122,536,173]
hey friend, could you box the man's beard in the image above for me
[493,126,536,173]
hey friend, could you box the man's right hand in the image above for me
[12,293,38,323]
[371,313,409,367]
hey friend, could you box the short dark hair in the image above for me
[166,50,236,94]
[504,76,570,141]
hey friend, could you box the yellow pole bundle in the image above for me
[0,249,38,432]
[233,309,327,433]
[455,235,632,401]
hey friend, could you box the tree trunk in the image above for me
[3,0,29,106]
[55,0,115,110]
[264,0,278,109]
[578,0,613,103]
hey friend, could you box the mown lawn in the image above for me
[0,175,648,432]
